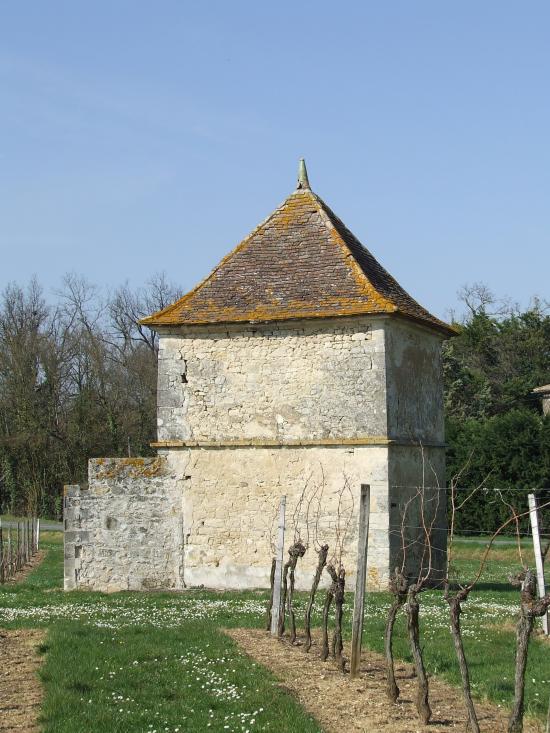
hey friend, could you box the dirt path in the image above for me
[0,629,45,732]
[227,629,544,733]
[3,551,46,585]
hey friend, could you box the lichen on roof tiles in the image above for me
[141,174,454,337]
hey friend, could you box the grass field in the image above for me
[0,533,549,732]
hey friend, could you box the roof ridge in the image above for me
[311,192,453,332]
[141,191,304,325]
[306,190,398,314]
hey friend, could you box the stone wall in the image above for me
[150,316,446,591]
[66,315,447,594]
[385,320,445,443]
[163,444,391,591]
[63,484,82,590]
[65,444,446,593]
[64,457,183,592]
[388,445,447,585]
[156,317,387,443]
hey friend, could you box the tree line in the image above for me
[444,284,550,532]
[0,274,181,518]
[0,277,548,529]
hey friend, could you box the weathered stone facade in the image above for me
[154,316,446,591]
[65,317,447,592]
[64,163,452,594]
[64,458,183,592]
[157,318,387,443]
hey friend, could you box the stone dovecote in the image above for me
[64,161,453,592]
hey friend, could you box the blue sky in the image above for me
[1,1,548,319]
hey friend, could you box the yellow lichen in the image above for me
[139,186,453,337]
[91,457,165,480]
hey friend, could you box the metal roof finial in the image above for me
[297,158,310,190]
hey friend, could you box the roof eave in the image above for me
[140,308,456,338]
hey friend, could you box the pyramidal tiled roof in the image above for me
[141,163,455,337]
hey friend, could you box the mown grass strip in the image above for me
[39,622,321,733]
[1,533,549,727]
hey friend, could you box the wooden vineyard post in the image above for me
[0,518,4,584]
[350,484,371,677]
[270,495,287,636]
[8,527,12,578]
[528,493,549,635]
[16,522,20,570]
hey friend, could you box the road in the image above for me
[0,520,541,543]
[0,519,63,532]
[452,535,536,545]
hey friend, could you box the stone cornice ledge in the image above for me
[151,437,446,449]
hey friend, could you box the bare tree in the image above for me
[108,272,182,353]
[303,471,328,652]
[277,480,311,639]
[304,543,328,652]
[385,567,408,702]
[320,563,346,672]
[321,565,335,662]
[458,282,514,319]
[504,500,550,733]
[277,540,306,638]
[319,477,354,670]
[445,487,550,733]
[508,569,550,733]
[331,564,346,672]
[0,272,183,517]
[444,472,488,733]
[397,480,441,724]
[385,489,420,703]
[286,541,307,643]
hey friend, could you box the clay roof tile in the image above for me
[141,166,455,337]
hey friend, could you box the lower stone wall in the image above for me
[64,457,183,592]
[64,447,446,594]
[388,446,447,586]
[164,444,392,591]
